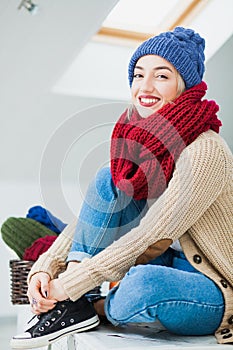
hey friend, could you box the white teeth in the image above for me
[140,98,158,104]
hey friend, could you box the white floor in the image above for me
[4,309,233,350]
[73,322,233,350]
[0,317,17,350]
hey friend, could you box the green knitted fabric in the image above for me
[1,217,57,259]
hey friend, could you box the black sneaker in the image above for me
[10,296,100,349]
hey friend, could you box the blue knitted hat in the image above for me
[128,27,205,89]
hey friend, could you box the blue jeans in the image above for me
[105,249,224,335]
[67,167,148,262]
[67,167,224,336]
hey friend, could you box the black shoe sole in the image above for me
[10,315,100,349]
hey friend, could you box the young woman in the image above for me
[11,27,233,349]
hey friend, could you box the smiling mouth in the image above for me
[139,96,160,107]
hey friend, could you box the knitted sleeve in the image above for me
[28,219,77,282]
[29,132,230,301]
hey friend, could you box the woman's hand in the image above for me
[27,272,57,315]
[48,279,69,301]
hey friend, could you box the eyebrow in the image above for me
[135,65,173,73]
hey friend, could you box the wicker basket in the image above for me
[9,259,34,305]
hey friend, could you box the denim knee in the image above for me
[104,264,224,333]
[105,265,159,325]
[95,167,117,202]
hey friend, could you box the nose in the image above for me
[140,74,154,93]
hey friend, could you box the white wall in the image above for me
[205,34,233,151]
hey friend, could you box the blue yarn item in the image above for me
[128,27,205,89]
[26,206,67,234]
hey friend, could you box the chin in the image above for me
[135,104,159,118]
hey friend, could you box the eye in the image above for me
[156,74,168,79]
[133,73,143,79]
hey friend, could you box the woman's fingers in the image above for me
[27,288,44,306]
[27,272,57,313]
[29,296,57,314]
[40,274,50,298]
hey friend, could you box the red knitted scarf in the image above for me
[110,81,221,200]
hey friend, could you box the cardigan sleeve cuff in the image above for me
[27,252,66,283]
[58,261,100,301]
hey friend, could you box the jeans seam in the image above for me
[132,198,146,218]
[89,199,118,256]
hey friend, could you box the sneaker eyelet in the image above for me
[45,321,50,326]
[61,322,65,326]
[57,310,62,314]
[39,327,44,331]
[70,319,74,323]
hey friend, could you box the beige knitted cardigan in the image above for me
[29,130,233,344]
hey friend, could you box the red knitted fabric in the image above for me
[23,235,57,261]
[110,81,221,200]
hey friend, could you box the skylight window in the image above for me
[102,0,197,35]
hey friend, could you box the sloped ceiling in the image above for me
[0,0,119,182]
[0,0,119,100]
